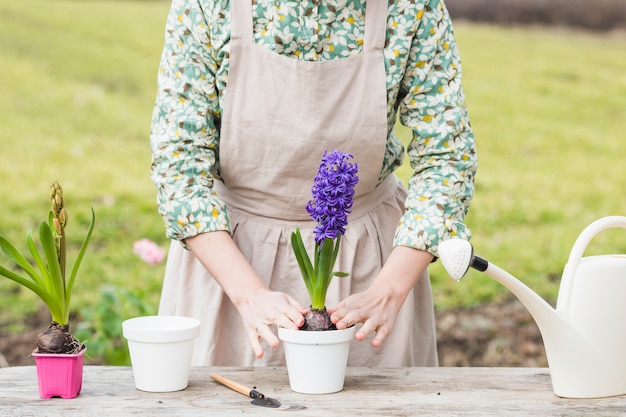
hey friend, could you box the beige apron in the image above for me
[159,0,438,367]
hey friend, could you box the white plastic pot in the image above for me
[278,326,355,394]
[122,315,200,392]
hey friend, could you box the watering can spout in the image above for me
[438,236,626,399]
[437,239,559,334]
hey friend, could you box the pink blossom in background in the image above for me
[133,239,166,264]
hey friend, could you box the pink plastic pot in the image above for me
[32,348,85,399]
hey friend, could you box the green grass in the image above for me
[1,1,626,362]
[0,0,170,336]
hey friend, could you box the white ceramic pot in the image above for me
[278,326,355,394]
[122,315,200,392]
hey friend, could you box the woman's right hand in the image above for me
[186,231,307,358]
[233,287,307,358]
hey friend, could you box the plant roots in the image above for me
[35,322,84,354]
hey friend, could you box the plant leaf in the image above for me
[322,238,336,287]
[39,220,67,324]
[0,264,63,321]
[26,230,52,290]
[331,234,341,268]
[0,235,42,285]
[65,207,96,323]
[291,229,314,298]
[330,235,349,279]
[312,238,335,309]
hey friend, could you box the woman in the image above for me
[150,0,477,367]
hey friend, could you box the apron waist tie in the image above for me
[214,174,402,225]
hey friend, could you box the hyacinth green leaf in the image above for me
[331,234,341,264]
[0,232,64,322]
[330,236,349,279]
[0,264,63,322]
[64,207,95,323]
[0,235,42,286]
[26,230,52,290]
[291,229,314,297]
[319,238,334,288]
[39,220,67,324]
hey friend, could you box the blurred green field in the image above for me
[1,1,626,363]
[0,0,170,344]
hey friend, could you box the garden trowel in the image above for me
[210,373,281,408]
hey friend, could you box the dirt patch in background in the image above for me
[445,0,626,32]
[0,306,49,367]
[0,299,547,368]
[436,298,547,367]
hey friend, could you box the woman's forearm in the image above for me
[371,245,434,303]
[185,231,267,307]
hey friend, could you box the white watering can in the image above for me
[438,216,626,399]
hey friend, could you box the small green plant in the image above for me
[0,181,95,354]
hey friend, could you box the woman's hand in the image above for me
[186,231,307,358]
[328,285,402,348]
[328,246,433,347]
[234,288,307,358]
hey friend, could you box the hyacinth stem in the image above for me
[311,236,341,310]
[59,226,66,281]
[50,181,67,281]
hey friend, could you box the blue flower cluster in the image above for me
[306,150,359,243]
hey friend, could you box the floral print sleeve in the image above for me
[150,0,477,253]
[150,0,230,241]
[392,1,477,254]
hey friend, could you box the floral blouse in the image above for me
[150,0,477,255]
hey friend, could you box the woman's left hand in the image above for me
[328,246,434,347]
[328,285,402,347]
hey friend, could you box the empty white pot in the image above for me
[278,326,355,394]
[122,315,200,392]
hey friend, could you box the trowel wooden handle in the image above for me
[210,373,262,398]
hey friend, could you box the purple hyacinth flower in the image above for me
[306,150,359,243]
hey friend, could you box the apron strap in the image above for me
[231,0,388,50]
[364,0,388,52]
[231,0,253,40]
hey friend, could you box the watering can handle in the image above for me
[557,216,626,310]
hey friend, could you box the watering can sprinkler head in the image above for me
[438,239,488,281]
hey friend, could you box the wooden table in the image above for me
[1,366,625,416]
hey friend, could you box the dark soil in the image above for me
[435,297,547,367]
[0,298,547,368]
